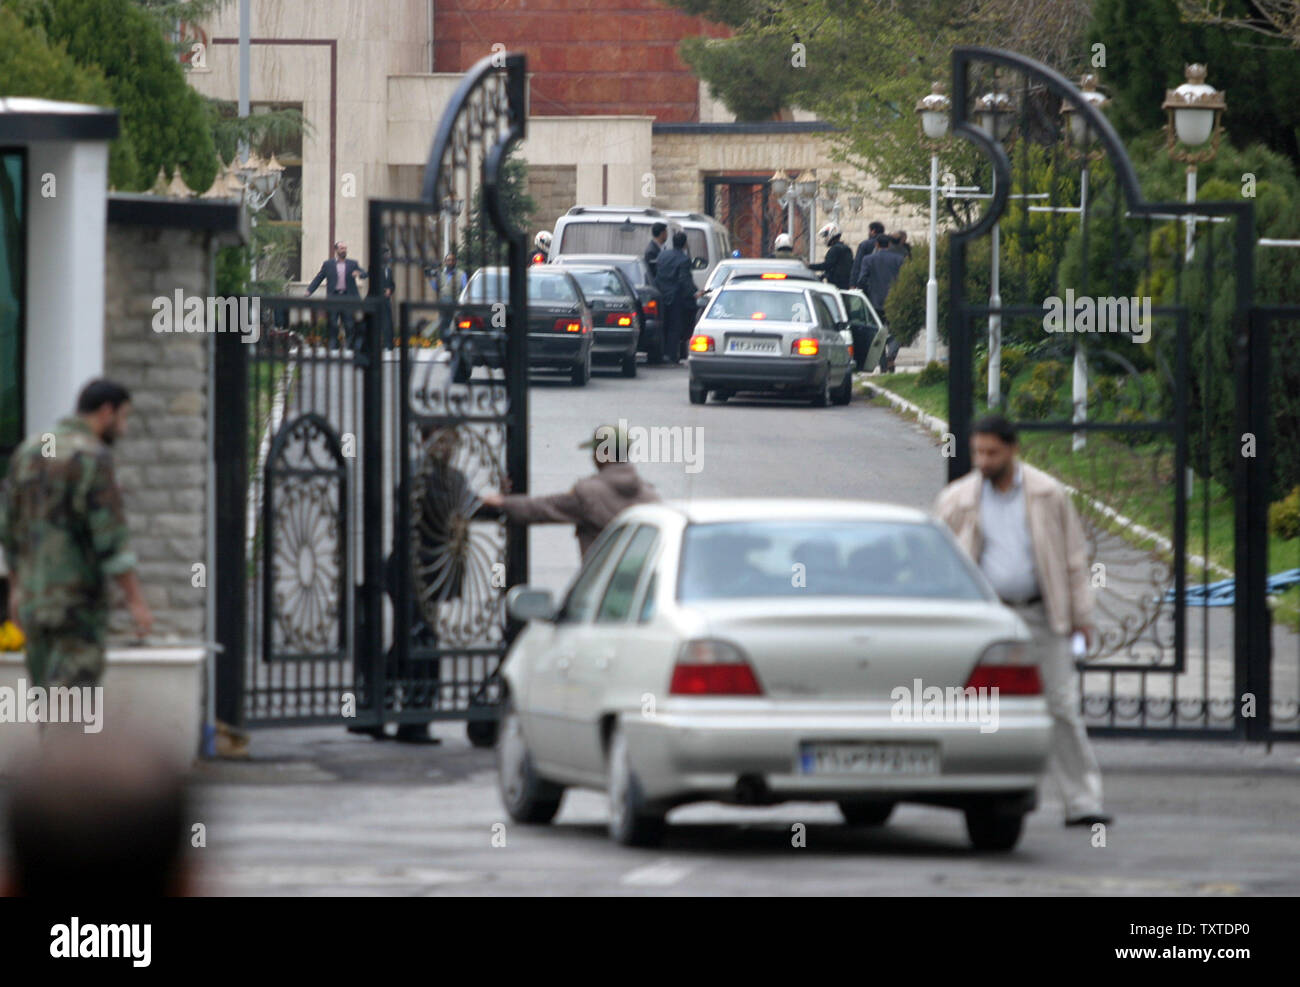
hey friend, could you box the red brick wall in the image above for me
[433,0,730,122]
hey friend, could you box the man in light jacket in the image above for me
[482,424,660,559]
[934,413,1111,827]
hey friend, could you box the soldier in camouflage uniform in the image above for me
[0,379,153,688]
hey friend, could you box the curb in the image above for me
[860,379,1234,581]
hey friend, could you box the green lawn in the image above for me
[869,370,1297,597]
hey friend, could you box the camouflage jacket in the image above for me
[0,417,136,628]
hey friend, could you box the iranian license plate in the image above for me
[798,742,939,776]
[727,337,779,353]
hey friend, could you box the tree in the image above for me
[5,0,218,192]
[1088,0,1300,168]
[459,147,538,273]
[664,0,1098,194]
[0,5,141,187]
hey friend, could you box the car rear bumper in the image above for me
[688,354,827,391]
[592,327,638,361]
[526,332,588,367]
[620,703,1051,804]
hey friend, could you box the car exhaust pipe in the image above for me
[733,774,771,805]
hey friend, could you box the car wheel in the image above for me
[810,374,831,408]
[606,725,666,847]
[497,699,564,824]
[965,804,1026,852]
[831,368,853,406]
[570,348,591,387]
[839,801,894,826]
[688,380,707,405]
[621,350,638,378]
[711,389,731,403]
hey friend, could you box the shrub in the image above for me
[1010,378,1054,420]
[1090,374,1120,407]
[1029,359,1069,392]
[1271,487,1300,541]
[916,360,947,387]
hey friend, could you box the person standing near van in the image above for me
[644,222,668,279]
[654,231,698,364]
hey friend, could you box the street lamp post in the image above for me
[769,169,820,262]
[1162,64,1226,262]
[887,84,962,365]
[975,80,1017,405]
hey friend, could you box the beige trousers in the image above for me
[1013,601,1105,819]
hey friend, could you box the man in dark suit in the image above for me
[307,240,369,349]
[644,222,668,279]
[850,221,886,290]
[653,231,698,364]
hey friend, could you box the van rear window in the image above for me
[561,223,707,262]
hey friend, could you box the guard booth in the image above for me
[213,54,529,745]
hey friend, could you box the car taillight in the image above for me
[964,641,1041,695]
[604,312,635,327]
[669,640,763,696]
[792,337,819,355]
[689,334,714,353]
[456,315,484,330]
[555,318,584,333]
[645,299,658,315]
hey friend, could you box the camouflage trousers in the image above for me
[21,611,108,688]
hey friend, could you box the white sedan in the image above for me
[497,499,1051,850]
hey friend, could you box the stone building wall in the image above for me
[651,130,929,254]
[103,224,211,640]
[527,164,578,240]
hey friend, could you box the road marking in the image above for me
[620,858,692,886]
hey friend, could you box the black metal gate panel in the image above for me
[215,53,528,729]
[945,48,1267,738]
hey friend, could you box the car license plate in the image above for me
[727,338,779,354]
[798,742,939,776]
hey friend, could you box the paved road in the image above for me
[173,360,1300,896]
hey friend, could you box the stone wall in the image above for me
[103,224,211,641]
[527,164,578,240]
[651,130,929,255]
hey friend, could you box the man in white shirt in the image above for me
[934,414,1111,827]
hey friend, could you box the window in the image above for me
[705,289,812,323]
[844,294,867,323]
[0,148,25,473]
[463,270,579,305]
[596,526,659,622]
[811,293,838,330]
[677,520,991,602]
[556,526,629,623]
[569,269,627,300]
[637,571,658,623]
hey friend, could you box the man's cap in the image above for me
[578,423,630,460]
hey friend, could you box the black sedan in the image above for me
[552,253,664,364]
[451,267,595,386]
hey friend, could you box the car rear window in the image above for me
[705,288,813,323]
[569,269,629,299]
[677,520,990,602]
[462,271,579,305]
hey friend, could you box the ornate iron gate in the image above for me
[705,176,785,258]
[943,47,1289,738]
[215,53,529,736]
